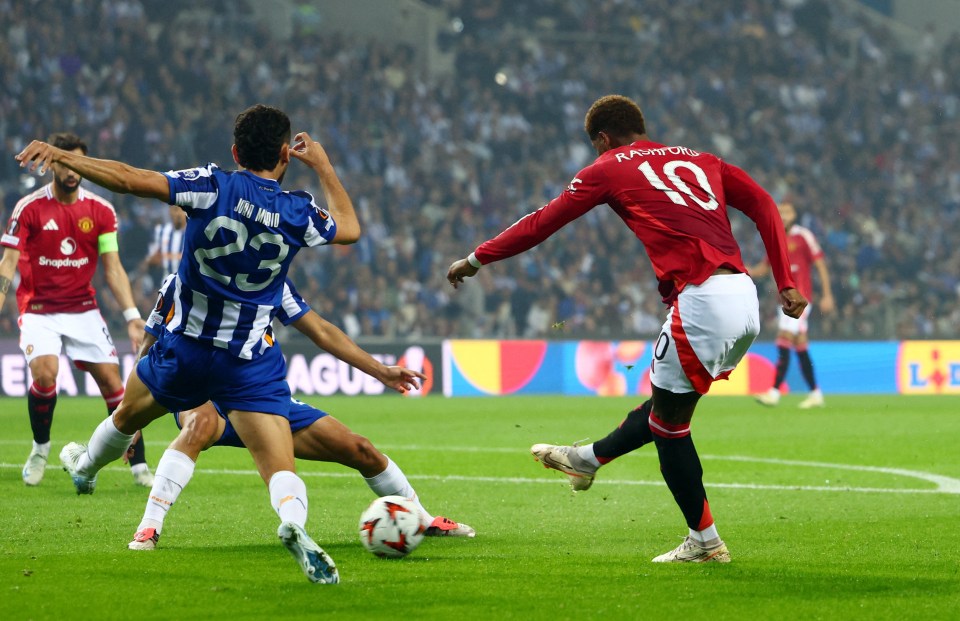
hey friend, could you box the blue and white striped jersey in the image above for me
[146,273,311,339]
[160,164,336,359]
[149,221,185,275]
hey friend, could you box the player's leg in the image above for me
[85,360,153,486]
[755,318,796,406]
[648,274,758,563]
[291,412,475,537]
[130,404,224,550]
[795,329,825,408]
[19,313,67,486]
[228,409,338,584]
[531,399,654,491]
[60,366,169,493]
[211,340,337,583]
[23,355,59,486]
[646,385,730,562]
[64,328,217,493]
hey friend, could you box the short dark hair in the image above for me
[584,95,646,140]
[48,132,88,154]
[233,104,291,171]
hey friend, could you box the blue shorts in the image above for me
[138,330,291,416]
[173,398,329,448]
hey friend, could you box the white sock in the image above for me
[131,463,150,475]
[32,441,51,459]
[364,457,432,521]
[576,444,602,468]
[269,470,308,527]
[690,524,720,546]
[77,416,135,477]
[138,449,195,534]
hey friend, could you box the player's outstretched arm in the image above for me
[813,257,836,314]
[15,140,170,202]
[291,310,425,393]
[0,247,19,311]
[721,161,796,293]
[288,132,361,244]
[101,251,146,353]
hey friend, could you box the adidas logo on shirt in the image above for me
[43,219,59,231]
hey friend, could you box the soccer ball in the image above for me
[358,495,427,558]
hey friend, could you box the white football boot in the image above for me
[23,450,48,486]
[531,443,598,491]
[60,442,97,494]
[131,464,155,488]
[278,522,339,584]
[652,536,731,563]
[754,388,780,407]
[798,389,825,409]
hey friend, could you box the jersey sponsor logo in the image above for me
[38,255,90,269]
[566,177,583,193]
[60,237,77,255]
[42,219,59,231]
[182,169,201,180]
[78,217,94,233]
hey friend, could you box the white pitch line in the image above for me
[1,462,957,495]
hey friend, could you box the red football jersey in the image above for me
[784,224,823,301]
[2,184,118,315]
[474,140,795,302]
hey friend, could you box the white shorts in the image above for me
[777,304,811,334]
[18,310,119,366]
[649,273,760,394]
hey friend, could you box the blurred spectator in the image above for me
[1,0,958,341]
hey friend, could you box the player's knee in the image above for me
[351,434,385,469]
[180,411,219,451]
[30,363,58,387]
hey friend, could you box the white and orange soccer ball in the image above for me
[358,495,427,558]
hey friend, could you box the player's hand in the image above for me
[15,140,61,175]
[779,288,808,319]
[288,132,333,172]
[127,318,146,354]
[446,258,479,289]
[378,365,427,394]
[820,295,836,315]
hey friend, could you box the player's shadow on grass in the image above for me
[704,564,954,595]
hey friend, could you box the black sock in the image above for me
[773,346,790,389]
[28,385,57,444]
[653,433,711,531]
[128,433,147,466]
[593,400,653,463]
[797,350,818,390]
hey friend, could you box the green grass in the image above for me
[1,395,958,621]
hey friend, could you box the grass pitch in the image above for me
[1,394,958,621]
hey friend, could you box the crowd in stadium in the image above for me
[1,0,958,341]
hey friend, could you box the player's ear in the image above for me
[231,144,241,166]
[279,143,291,165]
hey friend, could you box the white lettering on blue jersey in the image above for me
[160,164,335,359]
